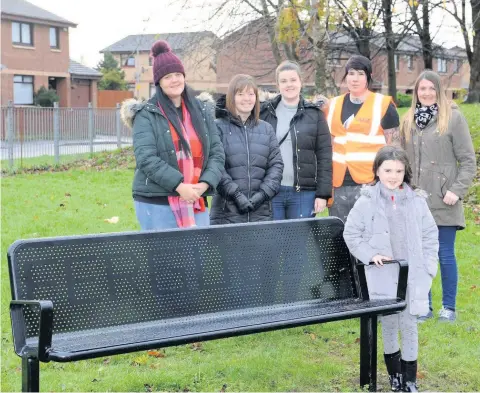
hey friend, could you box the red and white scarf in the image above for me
[158,100,205,228]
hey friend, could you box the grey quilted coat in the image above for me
[343,183,439,316]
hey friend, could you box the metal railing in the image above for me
[0,101,132,169]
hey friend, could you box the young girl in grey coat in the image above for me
[343,146,439,392]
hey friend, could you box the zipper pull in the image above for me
[296,185,301,192]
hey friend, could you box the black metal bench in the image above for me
[8,217,408,392]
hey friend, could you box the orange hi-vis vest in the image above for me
[327,92,393,187]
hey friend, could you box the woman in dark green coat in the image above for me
[121,40,224,230]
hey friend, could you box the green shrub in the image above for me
[397,93,412,108]
[34,86,59,107]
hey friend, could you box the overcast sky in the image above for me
[27,0,470,68]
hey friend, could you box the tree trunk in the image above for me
[311,0,333,95]
[260,0,283,65]
[467,0,480,102]
[383,0,397,102]
[359,1,371,59]
[421,0,433,69]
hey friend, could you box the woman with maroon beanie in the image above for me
[122,40,224,230]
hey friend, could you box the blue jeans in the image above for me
[272,186,316,220]
[134,201,210,230]
[428,226,458,311]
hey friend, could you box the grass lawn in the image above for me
[1,103,479,392]
[1,170,479,392]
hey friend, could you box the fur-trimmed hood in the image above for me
[120,91,215,129]
[359,183,428,199]
[258,90,329,110]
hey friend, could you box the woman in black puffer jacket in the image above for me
[210,74,283,225]
[260,60,332,220]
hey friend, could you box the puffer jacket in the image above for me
[403,103,476,229]
[343,183,439,316]
[210,98,283,224]
[259,94,332,199]
[121,92,225,198]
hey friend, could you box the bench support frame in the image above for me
[22,356,39,392]
[359,315,378,392]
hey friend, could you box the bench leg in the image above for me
[360,315,377,392]
[22,356,39,392]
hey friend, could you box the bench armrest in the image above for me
[355,259,408,301]
[10,300,54,362]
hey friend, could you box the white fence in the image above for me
[1,102,132,168]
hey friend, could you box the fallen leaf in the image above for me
[104,216,119,224]
[147,350,165,358]
[417,370,426,379]
[149,364,160,369]
[131,355,148,366]
[191,342,203,351]
[470,285,477,290]
[103,358,111,365]
[15,367,21,374]
[33,215,39,220]
[65,192,71,197]
[144,384,153,392]
[355,337,361,344]
[309,333,317,340]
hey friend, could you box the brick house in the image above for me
[216,19,470,98]
[1,0,101,107]
[100,32,218,100]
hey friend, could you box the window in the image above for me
[454,59,461,73]
[394,54,400,71]
[13,75,34,105]
[120,54,135,67]
[49,27,59,49]
[437,58,447,73]
[149,83,156,97]
[12,22,33,46]
[407,55,414,71]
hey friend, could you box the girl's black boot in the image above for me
[384,350,402,391]
[401,359,419,392]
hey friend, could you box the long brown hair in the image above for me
[225,74,260,123]
[400,70,451,142]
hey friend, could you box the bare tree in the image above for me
[382,0,398,100]
[470,0,480,102]
[170,0,337,94]
[444,0,480,102]
[330,0,384,59]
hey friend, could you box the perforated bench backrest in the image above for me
[9,217,357,339]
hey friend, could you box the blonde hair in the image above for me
[226,74,260,122]
[400,70,451,142]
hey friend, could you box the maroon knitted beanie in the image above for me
[150,40,185,85]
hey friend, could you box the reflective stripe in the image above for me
[327,96,337,131]
[332,152,345,163]
[346,132,385,144]
[346,152,378,161]
[369,93,384,136]
[332,152,378,162]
